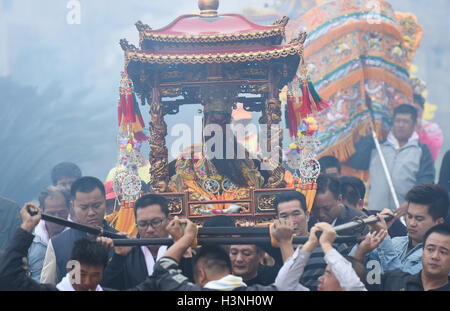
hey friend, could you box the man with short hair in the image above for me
[100,193,193,290]
[310,174,368,238]
[28,186,71,281]
[51,162,82,221]
[275,222,369,291]
[318,156,341,178]
[340,176,408,237]
[0,204,108,291]
[147,218,277,291]
[339,176,365,211]
[269,190,350,290]
[201,214,278,285]
[353,184,449,274]
[40,176,116,284]
[51,162,82,191]
[367,224,450,291]
[229,244,278,286]
[349,104,435,211]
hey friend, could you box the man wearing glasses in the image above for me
[100,194,193,290]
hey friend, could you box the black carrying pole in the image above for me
[32,212,124,239]
[33,210,392,245]
[113,215,393,247]
[112,235,363,247]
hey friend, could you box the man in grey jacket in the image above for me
[349,104,435,211]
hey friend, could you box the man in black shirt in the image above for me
[367,224,450,291]
[309,174,368,238]
[100,194,193,289]
[229,244,278,286]
[149,218,276,291]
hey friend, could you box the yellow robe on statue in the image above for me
[168,145,265,215]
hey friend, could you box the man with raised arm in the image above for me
[274,222,369,291]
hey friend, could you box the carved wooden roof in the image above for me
[125,42,302,65]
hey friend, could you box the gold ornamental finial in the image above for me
[198,0,219,18]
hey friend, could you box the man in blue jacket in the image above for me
[352,184,449,275]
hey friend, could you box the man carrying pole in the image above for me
[349,102,435,212]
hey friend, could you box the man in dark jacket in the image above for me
[309,174,369,238]
[366,224,450,291]
[0,195,21,252]
[0,203,110,291]
[339,176,408,237]
[40,176,117,284]
[100,194,193,289]
[229,244,279,286]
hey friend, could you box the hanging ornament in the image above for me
[286,61,329,139]
[299,62,329,120]
[285,116,321,212]
[107,70,152,237]
[118,71,149,142]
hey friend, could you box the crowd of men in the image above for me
[0,103,449,291]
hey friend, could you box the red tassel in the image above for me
[118,98,122,127]
[133,93,146,128]
[300,79,312,118]
[316,99,329,111]
[137,114,145,129]
[134,132,149,142]
[119,92,127,126]
[287,94,298,138]
[307,79,329,112]
[125,87,136,124]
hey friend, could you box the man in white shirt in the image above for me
[275,222,369,291]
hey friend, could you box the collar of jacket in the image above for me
[386,131,419,150]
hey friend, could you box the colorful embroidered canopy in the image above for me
[246,0,423,172]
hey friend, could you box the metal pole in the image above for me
[370,129,400,210]
[364,94,400,211]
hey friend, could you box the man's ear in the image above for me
[258,250,265,263]
[357,199,365,210]
[197,268,208,286]
[435,217,445,225]
[337,194,343,203]
[305,211,310,223]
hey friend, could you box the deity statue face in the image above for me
[204,111,236,153]
[204,111,232,136]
